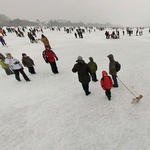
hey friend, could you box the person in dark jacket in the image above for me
[0,36,7,47]
[107,54,118,87]
[72,56,92,96]
[42,46,58,74]
[27,32,37,43]
[22,53,36,74]
[88,57,98,82]
[100,70,113,100]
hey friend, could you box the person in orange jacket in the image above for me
[100,70,113,100]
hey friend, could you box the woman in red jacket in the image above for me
[100,70,113,100]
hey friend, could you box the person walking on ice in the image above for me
[39,34,51,49]
[0,53,14,75]
[5,53,30,82]
[88,57,98,82]
[42,46,59,74]
[72,56,92,96]
[100,70,113,100]
[22,53,36,74]
[0,36,7,47]
[107,54,119,87]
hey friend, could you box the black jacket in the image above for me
[72,60,91,85]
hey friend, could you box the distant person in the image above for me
[22,53,36,74]
[122,30,125,35]
[5,53,30,82]
[100,70,113,100]
[0,36,7,47]
[74,32,77,38]
[72,56,92,96]
[40,34,51,49]
[27,32,37,43]
[88,57,98,82]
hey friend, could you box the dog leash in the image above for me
[117,76,137,98]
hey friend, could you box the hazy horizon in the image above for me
[1,0,150,26]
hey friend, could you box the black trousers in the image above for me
[112,75,118,87]
[105,89,111,100]
[91,73,98,81]
[5,68,14,75]
[49,61,58,74]
[82,83,90,95]
[13,68,30,81]
[28,67,36,74]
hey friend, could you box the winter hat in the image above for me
[22,53,26,56]
[41,34,45,38]
[77,56,83,61]
[5,52,8,56]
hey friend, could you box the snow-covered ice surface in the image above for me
[0,28,150,150]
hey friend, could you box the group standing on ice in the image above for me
[2,25,148,101]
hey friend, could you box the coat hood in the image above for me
[89,57,93,62]
[76,59,85,64]
[107,54,114,61]
[102,70,108,77]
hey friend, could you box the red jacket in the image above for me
[100,71,113,90]
[45,49,58,62]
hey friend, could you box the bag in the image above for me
[115,61,121,72]
[42,50,49,63]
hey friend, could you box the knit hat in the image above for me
[22,53,26,56]
[5,52,8,56]
[41,34,45,38]
[77,56,83,60]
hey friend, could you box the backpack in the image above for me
[115,61,121,72]
[42,50,49,63]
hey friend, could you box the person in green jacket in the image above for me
[22,53,36,74]
[0,53,14,75]
[88,57,98,82]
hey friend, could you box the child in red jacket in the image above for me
[100,70,113,100]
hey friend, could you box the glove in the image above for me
[14,61,20,64]
[56,57,58,61]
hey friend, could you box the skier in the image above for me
[0,36,7,47]
[42,46,59,74]
[107,54,118,87]
[0,53,14,75]
[72,56,92,96]
[88,57,98,82]
[22,53,36,74]
[100,70,113,100]
[5,53,30,82]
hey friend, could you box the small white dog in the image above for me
[131,95,143,103]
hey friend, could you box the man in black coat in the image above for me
[72,56,92,96]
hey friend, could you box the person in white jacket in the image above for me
[5,53,30,81]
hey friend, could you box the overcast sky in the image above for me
[1,0,150,26]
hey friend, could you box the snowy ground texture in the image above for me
[0,27,150,150]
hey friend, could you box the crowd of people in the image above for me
[1,25,148,100]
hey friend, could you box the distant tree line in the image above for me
[0,14,115,27]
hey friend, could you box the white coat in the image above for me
[5,57,22,70]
